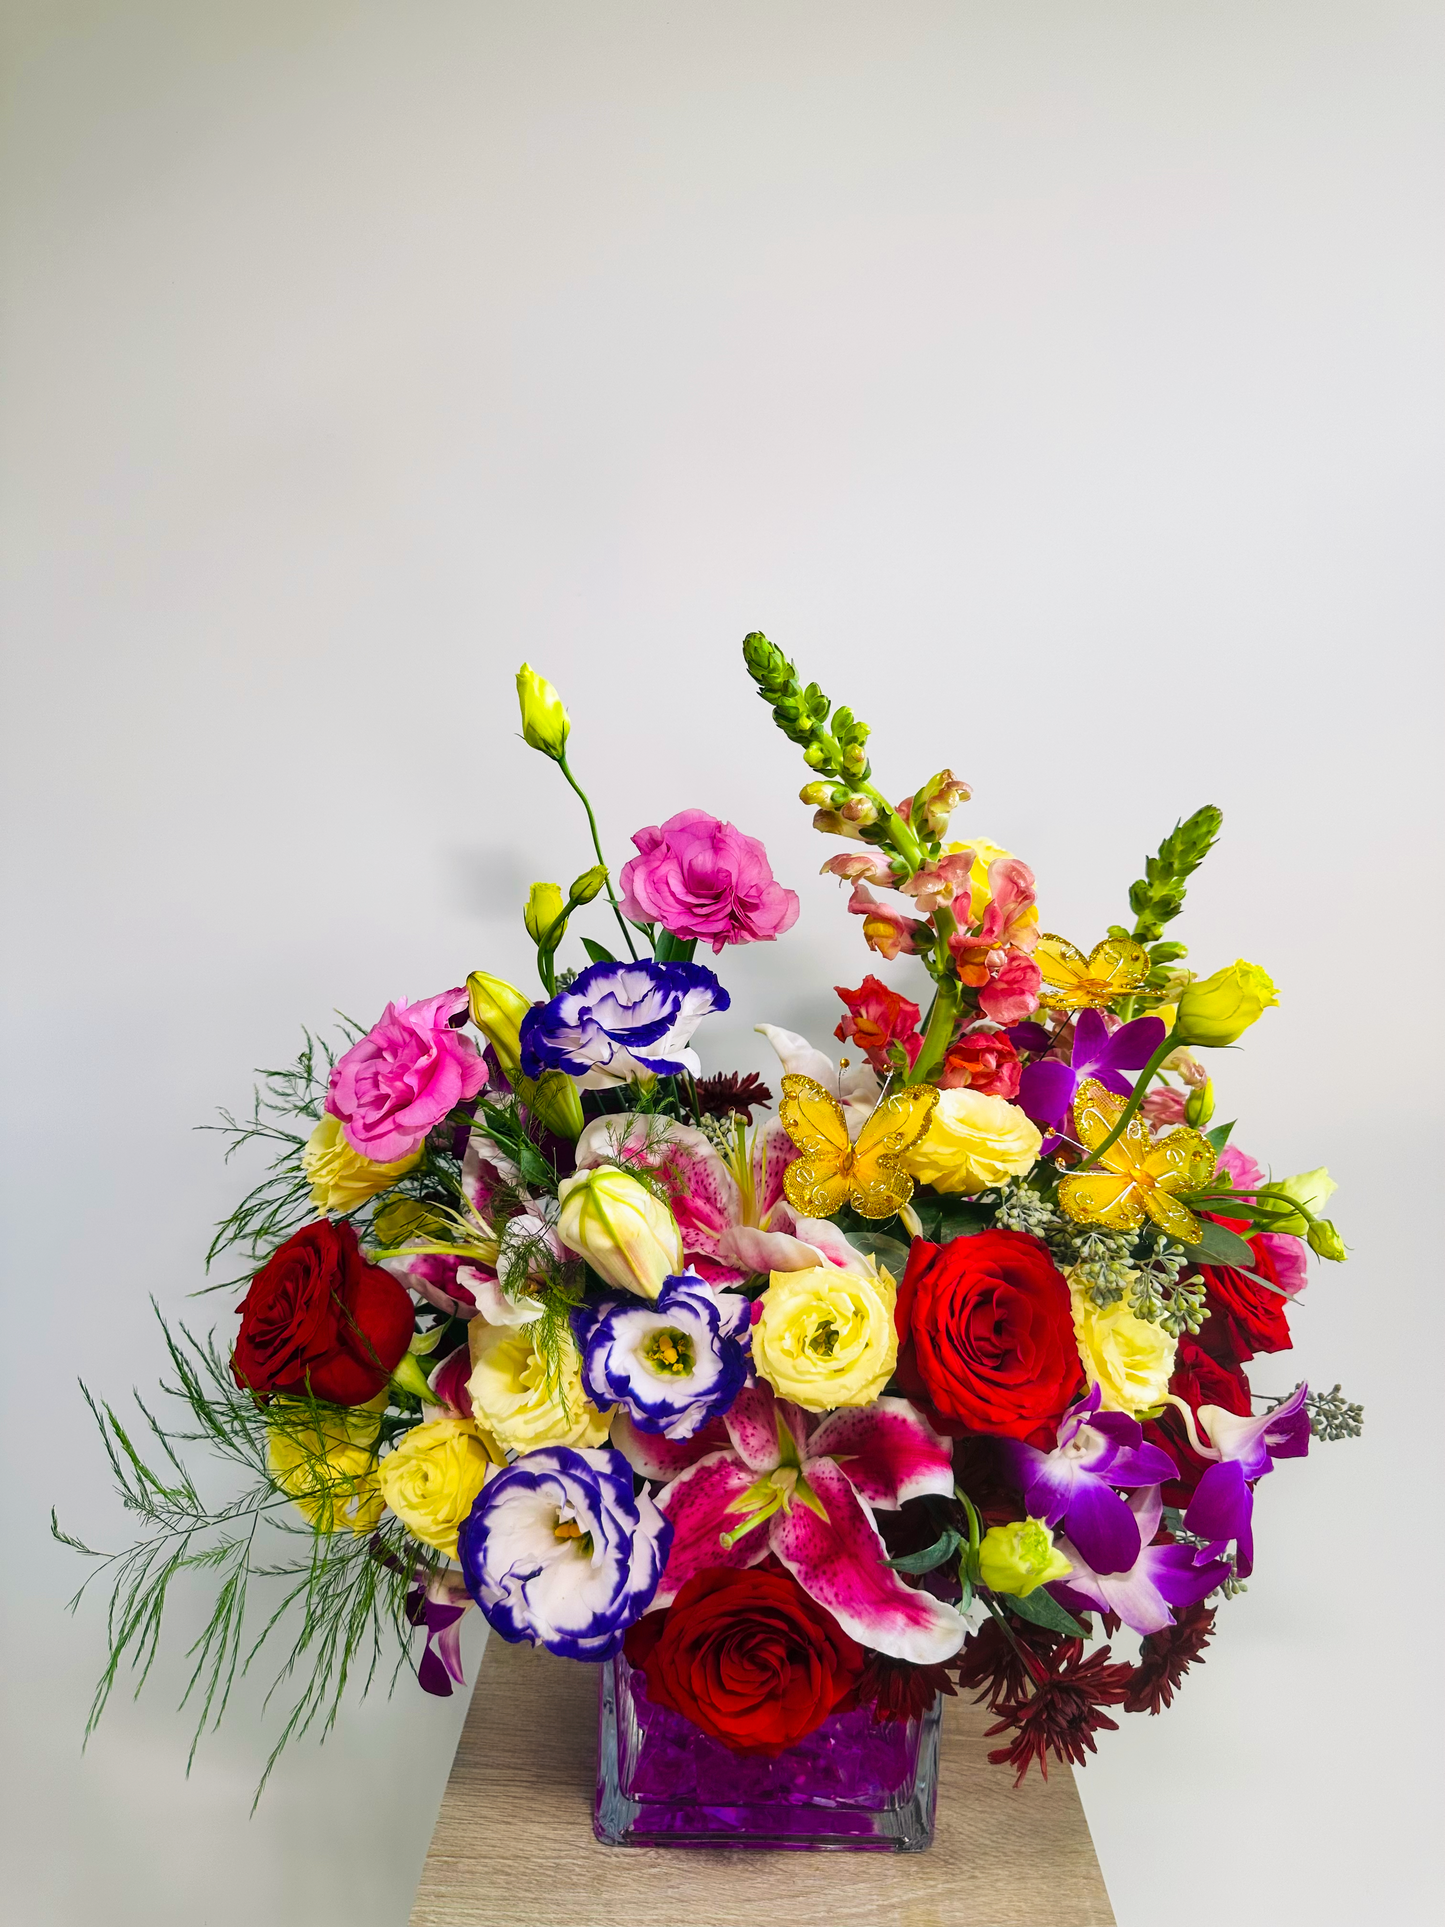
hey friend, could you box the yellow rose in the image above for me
[1174,960,1278,1048]
[377,1418,503,1559]
[301,1115,421,1214]
[977,1518,1073,1597]
[1069,1284,1177,1414]
[753,1265,898,1411]
[268,1396,386,1535]
[466,1318,612,1454]
[904,1089,1042,1195]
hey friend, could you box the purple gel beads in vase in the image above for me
[594,1651,942,1851]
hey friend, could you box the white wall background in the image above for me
[3,4,1441,1922]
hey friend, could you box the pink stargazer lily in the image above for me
[574,1108,865,1288]
[615,1382,969,1665]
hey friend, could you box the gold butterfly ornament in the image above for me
[1056,1078,1216,1244]
[1036,934,1150,1010]
[778,1075,940,1221]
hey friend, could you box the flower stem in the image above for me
[557,754,639,961]
[1075,1029,1179,1169]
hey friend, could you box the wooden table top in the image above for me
[409,1635,1115,1927]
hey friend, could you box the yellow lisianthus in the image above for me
[1173,960,1278,1048]
[301,1115,421,1214]
[466,1319,612,1455]
[1069,1282,1176,1414]
[753,1265,898,1411]
[977,1518,1073,1597]
[267,1396,386,1535]
[377,1418,504,1560]
[904,1089,1042,1195]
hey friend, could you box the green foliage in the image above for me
[741,632,873,782]
[886,1527,963,1575]
[199,1027,352,1273]
[908,1193,993,1244]
[998,1586,1088,1638]
[54,1311,437,1804]
[1128,805,1224,943]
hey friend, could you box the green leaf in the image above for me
[886,1528,963,1575]
[653,929,697,965]
[910,1195,991,1243]
[514,1137,553,1186]
[1206,1119,1236,1152]
[581,939,617,966]
[1178,1218,1254,1267]
[998,1587,1087,1637]
[844,1230,911,1274]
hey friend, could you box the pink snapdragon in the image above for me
[619,809,799,952]
[326,989,486,1163]
[845,882,931,959]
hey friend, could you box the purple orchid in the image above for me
[1052,1486,1233,1636]
[406,1568,473,1697]
[571,1271,751,1440]
[1017,1009,1167,1149]
[1180,1382,1311,1575]
[1002,1383,1178,1575]
[618,1381,968,1665]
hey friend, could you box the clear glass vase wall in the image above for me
[594,1652,941,1852]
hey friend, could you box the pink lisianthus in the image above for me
[619,809,799,953]
[1214,1145,1309,1296]
[326,988,486,1163]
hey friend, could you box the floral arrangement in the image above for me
[62,636,1359,1799]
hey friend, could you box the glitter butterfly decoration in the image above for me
[1035,933,1151,1010]
[778,1075,940,1221]
[1056,1077,1216,1244]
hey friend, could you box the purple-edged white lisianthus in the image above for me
[518,960,730,1090]
[572,1271,751,1440]
[456,1445,670,1660]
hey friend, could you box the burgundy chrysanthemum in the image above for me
[693,1071,774,1120]
[849,1653,958,1725]
[1123,1601,1216,1716]
[953,1615,1066,1712]
[984,1639,1134,1785]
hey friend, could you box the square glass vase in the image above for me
[593,1652,941,1852]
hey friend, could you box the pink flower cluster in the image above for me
[620,809,800,954]
[326,988,487,1163]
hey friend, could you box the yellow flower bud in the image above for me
[569,863,608,905]
[1184,1078,1215,1128]
[904,1089,1042,1195]
[515,663,570,759]
[376,1417,504,1559]
[977,1519,1073,1598]
[465,1320,611,1455]
[799,781,834,806]
[523,881,567,946]
[753,1266,898,1411]
[301,1115,421,1214]
[1308,1218,1348,1262]
[554,1167,682,1300]
[1258,1166,1338,1236]
[1069,1283,1177,1415]
[1174,960,1278,1048]
[467,970,532,1079]
[268,1397,386,1535]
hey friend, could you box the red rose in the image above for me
[1196,1219,1293,1365]
[623,1566,865,1756]
[939,1029,1021,1099]
[895,1230,1082,1443]
[232,1219,414,1406]
[834,975,923,1072]
[1141,1334,1253,1505]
